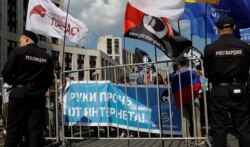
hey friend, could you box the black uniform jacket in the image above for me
[2,43,54,90]
[204,34,250,84]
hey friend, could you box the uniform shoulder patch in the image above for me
[214,48,244,58]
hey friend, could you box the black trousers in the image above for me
[209,84,250,147]
[5,87,45,147]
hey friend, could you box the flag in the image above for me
[124,3,192,58]
[208,0,250,39]
[180,0,250,41]
[179,46,204,68]
[171,68,202,107]
[128,0,185,20]
[134,48,152,64]
[180,3,218,40]
[26,0,88,47]
[186,0,218,4]
[134,48,155,72]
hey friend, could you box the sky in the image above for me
[63,0,208,62]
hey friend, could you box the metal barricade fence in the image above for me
[44,74,60,144]
[0,78,3,89]
[0,77,3,112]
[0,78,5,125]
[0,78,2,99]
[0,76,61,145]
[58,59,211,146]
[1,77,9,142]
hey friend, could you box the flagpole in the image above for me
[123,36,130,146]
[60,0,71,146]
[154,45,164,140]
[205,3,208,46]
[61,0,71,77]
[154,45,157,62]
[177,20,181,34]
[189,18,194,60]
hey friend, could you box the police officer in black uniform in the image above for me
[2,30,54,147]
[204,16,250,147]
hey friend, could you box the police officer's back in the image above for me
[2,32,54,90]
[2,30,54,147]
[204,16,250,147]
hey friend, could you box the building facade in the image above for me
[124,49,134,65]
[54,46,119,81]
[0,0,63,72]
[0,0,121,81]
[97,35,124,65]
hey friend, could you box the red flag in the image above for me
[124,3,192,58]
[124,3,173,38]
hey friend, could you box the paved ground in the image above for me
[0,123,239,147]
[68,133,239,147]
[0,130,239,147]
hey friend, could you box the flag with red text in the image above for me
[26,0,88,47]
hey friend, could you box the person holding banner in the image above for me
[2,30,54,147]
[204,16,250,147]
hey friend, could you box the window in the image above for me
[39,35,47,42]
[7,0,17,33]
[115,56,120,63]
[52,37,59,44]
[23,0,29,31]
[114,39,120,54]
[77,55,84,69]
[107,39,112,54]
[52,51,60,63]
[77,55,85,80]
[89,56,96,68]
[7,40,17,56]
[64,53,72,70]
[101,59,105,67]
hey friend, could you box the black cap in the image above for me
[216,16,235,29]
[23,30,38,44]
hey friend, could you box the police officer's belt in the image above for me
[13,83,37,88]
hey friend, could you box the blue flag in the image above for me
[180,2,217,40]
[180,0,250,41]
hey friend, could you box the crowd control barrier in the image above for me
[0,76,61,146]
[59,59,211,147]
[44,74,61,145]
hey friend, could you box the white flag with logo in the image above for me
[128,0,185,20]
[26,0,88,47]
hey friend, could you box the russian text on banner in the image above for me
[63,81,182,135]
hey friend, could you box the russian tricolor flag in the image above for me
[171,68,202,107]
